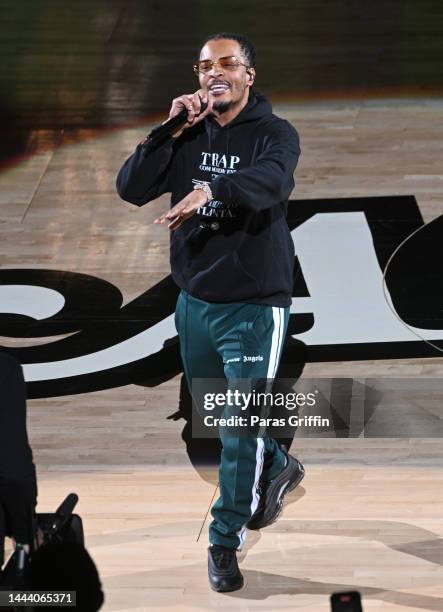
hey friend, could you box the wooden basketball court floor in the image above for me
[1,98,443,611]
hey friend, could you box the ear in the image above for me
[247,68,255,83]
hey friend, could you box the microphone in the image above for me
[142,97,208,153]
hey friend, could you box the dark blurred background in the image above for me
[0,0,442,162]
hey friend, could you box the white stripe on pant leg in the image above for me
[236,308,285,548]
[235,438,265,550]
[257,307,284,436]
[266,307,285,381]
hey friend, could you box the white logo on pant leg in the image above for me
[225,357,241,364]
[243,355,264,363]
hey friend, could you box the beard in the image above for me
[212,98,236,114]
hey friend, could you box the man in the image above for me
[117,32,304,593]
[0,353,104,607]
[0,351,38,569]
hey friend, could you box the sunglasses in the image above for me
[193,55,249,75]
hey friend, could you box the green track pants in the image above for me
[175,290,289,550]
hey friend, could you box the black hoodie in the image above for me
[116,90,300,307]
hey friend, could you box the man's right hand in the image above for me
[168,90,213,138]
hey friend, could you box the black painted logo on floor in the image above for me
[0,195,442,398]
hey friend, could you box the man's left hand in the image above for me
[154,189,207,231]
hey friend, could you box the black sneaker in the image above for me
[208,544,244,592]
[247,446,305,530]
